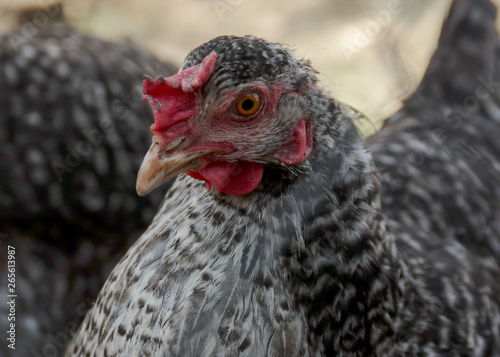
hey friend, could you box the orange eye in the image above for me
[234,92,261,118]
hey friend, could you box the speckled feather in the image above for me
[67,0,500,355]
[0,24,176,356]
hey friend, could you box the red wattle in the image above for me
[188,159,264,195]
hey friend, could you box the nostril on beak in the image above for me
[164,136,186,152]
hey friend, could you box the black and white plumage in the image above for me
[0,24,175,356]
[67,0,500,355]
[0,24,176,228]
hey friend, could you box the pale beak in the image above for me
[136,142,207,196]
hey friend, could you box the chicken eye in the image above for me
[234,92,261,118]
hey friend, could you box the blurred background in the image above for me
[0,0,476,134]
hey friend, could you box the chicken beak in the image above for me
[136,142,205,196]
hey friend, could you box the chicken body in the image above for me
[67,0,500,355]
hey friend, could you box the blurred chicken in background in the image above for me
[0,2,176,355]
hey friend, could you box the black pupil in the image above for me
[241,99,254,112]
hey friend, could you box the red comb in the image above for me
[143,52,217,142]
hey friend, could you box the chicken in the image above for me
[66,0,500,355]
[0,24,175,356]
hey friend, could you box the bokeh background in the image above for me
[1,0,499,133]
